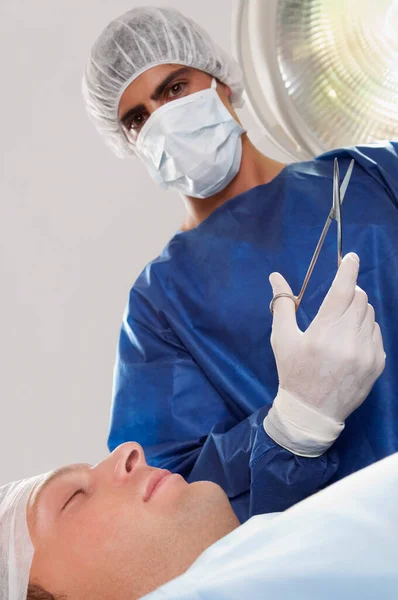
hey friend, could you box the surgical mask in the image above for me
[135,79,245,199]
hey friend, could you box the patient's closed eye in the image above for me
[62,488,87,511]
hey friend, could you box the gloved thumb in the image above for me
[269,272,298,337]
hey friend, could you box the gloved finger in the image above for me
[316,253,360,322]
[344,286,369,328]
[358,303,375,339]
[372,322,386,376]
[269,272,298,338]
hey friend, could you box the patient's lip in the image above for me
[144,470,172,502]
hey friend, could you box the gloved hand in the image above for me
[263,253,386,457]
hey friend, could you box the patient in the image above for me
[6,444,398,600]
[26,442,238,600]
[0,254,387,599]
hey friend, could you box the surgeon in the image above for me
[82,6,398,521]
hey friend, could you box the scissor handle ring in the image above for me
[269,293,299,315]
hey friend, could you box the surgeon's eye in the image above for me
[62,487,87,511]
[167,82,187,99]
[128,112,148,132]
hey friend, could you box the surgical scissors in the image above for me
[270,158,355,315]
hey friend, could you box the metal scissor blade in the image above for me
[295,158,355,307]
[339,158,355,203]
[333,158,343,267]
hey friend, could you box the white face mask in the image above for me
[135,79,245,199]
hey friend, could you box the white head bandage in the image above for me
[0,475,46,600]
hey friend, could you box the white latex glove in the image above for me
[264,253,386,457]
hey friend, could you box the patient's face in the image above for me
[27,443,238,599]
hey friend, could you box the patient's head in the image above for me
[3,442,238,600]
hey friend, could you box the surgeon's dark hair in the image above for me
[27,583,66,600]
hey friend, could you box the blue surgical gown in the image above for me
[142,453,398,600]
[110,141,398,522]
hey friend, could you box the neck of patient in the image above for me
[138,513,240,599]
[181,136,286,232]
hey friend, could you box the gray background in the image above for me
[0,0,289,484]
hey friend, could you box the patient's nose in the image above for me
[111,442,147,483]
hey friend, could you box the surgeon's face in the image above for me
[118,64,237,142]
[27,442,238,600]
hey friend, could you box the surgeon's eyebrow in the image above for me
[150,67,191,101]
[119,67,191,125]
[31,464,90,523]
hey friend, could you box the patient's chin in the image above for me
[188,480,240,529]
[190,479,229,503]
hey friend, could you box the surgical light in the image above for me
[232,0,398,160]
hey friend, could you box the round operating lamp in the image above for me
[232,0,398,161]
